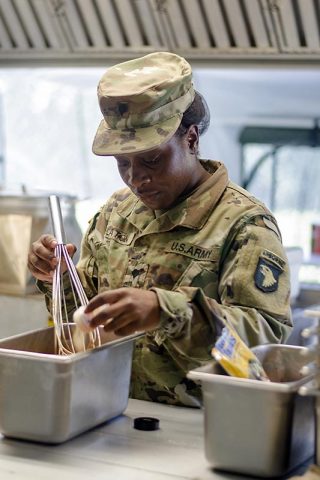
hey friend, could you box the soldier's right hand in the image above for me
[27,234,77,282]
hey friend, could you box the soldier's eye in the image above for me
[116,160,130,169]
[144,154,161,166]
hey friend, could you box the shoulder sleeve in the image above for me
[150,214,292,373]
[217,216,292,343]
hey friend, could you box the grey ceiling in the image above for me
[0,0,319,66]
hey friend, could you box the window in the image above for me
[0,68,125,231]
[240,125,320,284]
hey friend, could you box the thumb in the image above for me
[66,243,77,258]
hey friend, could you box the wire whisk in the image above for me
[49,195,101,355]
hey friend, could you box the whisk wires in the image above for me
[49,196,101,355]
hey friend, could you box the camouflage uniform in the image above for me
[39,160,292,407]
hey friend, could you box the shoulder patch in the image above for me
[255,256,283,293]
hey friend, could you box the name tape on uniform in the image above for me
[166,241,217,261]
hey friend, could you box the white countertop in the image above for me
[0,399,311,480]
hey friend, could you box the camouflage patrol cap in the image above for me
[92,52,195,156]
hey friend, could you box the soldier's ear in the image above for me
[186,125,199,155]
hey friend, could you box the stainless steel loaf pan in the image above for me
[188,344,315,478]
[0,325,139,444]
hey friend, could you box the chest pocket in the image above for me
[156,242,220,297]
[123,263,149,288]
[175,258,220,297]
[95,230,136,290]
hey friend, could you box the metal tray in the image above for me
[0,325,139,444]
[188,344,315,478]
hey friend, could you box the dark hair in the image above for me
[175,90,210,137]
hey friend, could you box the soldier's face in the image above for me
[115,131,199,209]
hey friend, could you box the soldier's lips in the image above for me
[136,190,160,201]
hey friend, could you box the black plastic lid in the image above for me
[133,416,160,431]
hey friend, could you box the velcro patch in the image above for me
[255,256,283,293]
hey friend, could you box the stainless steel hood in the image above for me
[0,0,319,66]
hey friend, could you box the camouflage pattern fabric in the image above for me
[92,52,195,156]
[38,160,292,407]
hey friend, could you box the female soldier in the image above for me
[28,52,292,407]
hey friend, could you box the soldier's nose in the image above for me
[128,165,150,188]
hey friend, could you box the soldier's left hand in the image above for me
[84,287,160,336]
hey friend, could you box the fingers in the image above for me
[27,234,77,282]
[86,304,112,328]
[87,298,131,329]
[34,234,57,259]
[84,289,134,330]
[84,288,160,335]
[28,234,58,281]
[66,243,77,258]
[85,289,125,314]
[27,255,54,282]
[88,304,141,336]
[102,309,137,333]
[85,289,141,329]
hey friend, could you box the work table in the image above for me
[0,398,312,480]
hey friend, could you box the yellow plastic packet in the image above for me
[211,325,270,381]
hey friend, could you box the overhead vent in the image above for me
[0,0,319,64]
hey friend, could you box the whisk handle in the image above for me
[49,195,66,244]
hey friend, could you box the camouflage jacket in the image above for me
[39,160,292,407]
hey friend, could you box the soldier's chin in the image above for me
[141,198,163,209]
[139,192,165,209]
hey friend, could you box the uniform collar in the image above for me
[117,160,229,232]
